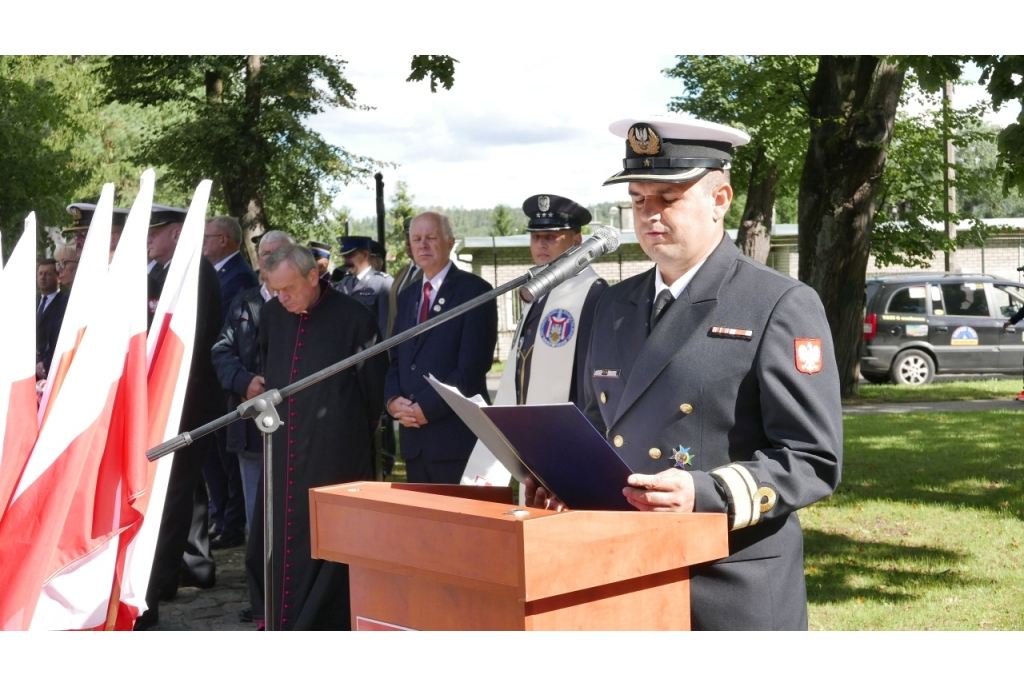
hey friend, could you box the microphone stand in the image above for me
[146,267,543,630]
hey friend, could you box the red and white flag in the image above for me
[37,184,115,426]
[0,188,146,630]
[116,180,212,628]
[0,217,40,516]
[27,172,153,630]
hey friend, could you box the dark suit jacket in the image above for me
[384,265,497,467]
[148,257,225,431]
[215,252,258,325]
[37,290,69,374]
[583,236,843,630]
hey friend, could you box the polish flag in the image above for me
[27,172,153,630]
[0,184,151,630]
[37,184,115,426]
[115,180,212,628]
[0,217,40,516]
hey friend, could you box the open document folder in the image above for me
[426,375,634,511]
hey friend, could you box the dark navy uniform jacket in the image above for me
[336,269,393,337]
[583,236,842,630]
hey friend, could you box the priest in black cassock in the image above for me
[246,243,387,630]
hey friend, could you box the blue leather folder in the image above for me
[481,404,635,511]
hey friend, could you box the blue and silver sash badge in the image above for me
[540,308,575,348]
[671,446,694,469]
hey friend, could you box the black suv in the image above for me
[861,274,1024,384]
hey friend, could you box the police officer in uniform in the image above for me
[334,235,393,336]
[309,240,332,277]
[528,115,843,630]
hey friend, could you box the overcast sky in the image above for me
[309,56,1022,219]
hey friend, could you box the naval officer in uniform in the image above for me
[462,195,606,486]
[334,235,393,336]
[528,115,843,630]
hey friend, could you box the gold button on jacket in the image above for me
[680,403,693,414]
[613,435,624,447]
[649,448,662,459]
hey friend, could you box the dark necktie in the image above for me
[418,281,433,324]
[38,294,47,317]
[650,289,675,331]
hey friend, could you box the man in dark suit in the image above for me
[201,216,258,549]
[528,115,842,630]
[35,259,64,376]
[385,211,497,484]
[137,205,224,630]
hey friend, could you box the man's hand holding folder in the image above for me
[524,470,696,513]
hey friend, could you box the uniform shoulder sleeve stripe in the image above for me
[710,463,761,531]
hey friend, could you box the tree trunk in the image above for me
[798,56,907,398]
[235,55,267,265]
[735,145,776,264]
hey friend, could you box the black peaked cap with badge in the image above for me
[603,114,750,186]
[64,203,129,234]
[522,194,592,232]
[150,204,189,228]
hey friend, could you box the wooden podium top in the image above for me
[310,482,728,603]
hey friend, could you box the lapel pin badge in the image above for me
[671,445,694,469]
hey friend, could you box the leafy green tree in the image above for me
[0,58,85,256]
[100,55,456,261]
[665,56,817,263]
[871,83,1003,269]
[491,204,518,237]
[387,180,418,273]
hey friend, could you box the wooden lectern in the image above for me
[309,482,728,630]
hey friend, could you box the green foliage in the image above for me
[974,56,1024,195]
[872,80,1014,268]
[407,56,458,93]
[957,123,1024,217]
[0,57,85,256]
[490,204,518,237]
[664,55,817,223]
[850,378,1021,404]
[100,55,380,237]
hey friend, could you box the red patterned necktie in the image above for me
[418,281,433,324]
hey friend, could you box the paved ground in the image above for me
[843,398,1024,415]
[146,545,257,631]
[148,389,1020,630]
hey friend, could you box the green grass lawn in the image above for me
[384,409,1023,629]
[803,410,1024,630]
[849,378,1021,404]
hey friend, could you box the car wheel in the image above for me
[861,371,890,384]
[890,350,935,385]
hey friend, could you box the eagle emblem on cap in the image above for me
[70,207,82,220]
[628,125,661,156]
[538,195,551,212]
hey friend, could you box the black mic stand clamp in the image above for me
[237,389,283,631]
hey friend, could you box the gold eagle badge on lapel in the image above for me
[628,125,661,156]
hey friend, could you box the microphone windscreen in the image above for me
[593,224,621,253]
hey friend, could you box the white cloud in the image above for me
[311,54,681,217]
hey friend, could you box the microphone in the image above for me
[519,224,621,303]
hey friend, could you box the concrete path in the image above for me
[842,398,1024,415]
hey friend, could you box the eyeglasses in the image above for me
[56,259,79,269]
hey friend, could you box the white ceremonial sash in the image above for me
[461,266,599,487]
